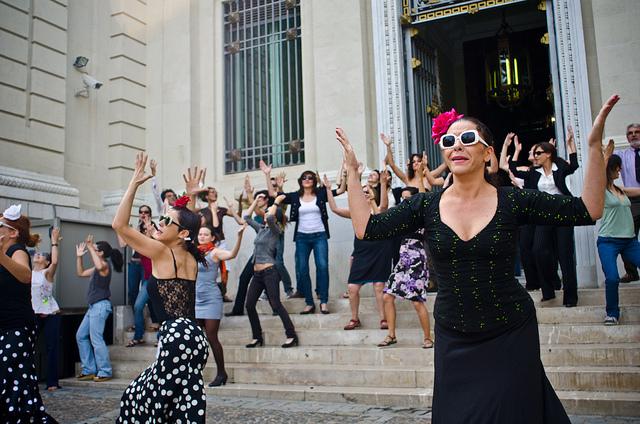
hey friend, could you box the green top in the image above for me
[599,189,635,238]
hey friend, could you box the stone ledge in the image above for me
[0,165,79,207]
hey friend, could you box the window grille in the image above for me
[223,0,304,174]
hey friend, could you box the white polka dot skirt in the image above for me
[0,327,58,423]
[117,317,209,423]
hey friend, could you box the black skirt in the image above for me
[432,311,570,424]
[347,238,393,284]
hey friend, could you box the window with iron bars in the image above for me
[224,0,304,174]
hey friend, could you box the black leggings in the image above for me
[245,267,296,339]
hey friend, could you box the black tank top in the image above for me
[0,244,35,330]
[147,248,196,323]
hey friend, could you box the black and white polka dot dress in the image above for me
[117,252,209,424]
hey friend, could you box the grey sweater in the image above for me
[244,214,282,265]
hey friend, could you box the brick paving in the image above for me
[40,385,639,423]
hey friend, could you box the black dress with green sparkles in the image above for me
[364,186,594,424]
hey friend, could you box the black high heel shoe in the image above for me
[208,374,228,387]
[245,338,264,348]
[282,336,299,348]
[300,305,315,315]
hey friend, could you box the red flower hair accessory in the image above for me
[432,108,464,143]
[173,195,191,208]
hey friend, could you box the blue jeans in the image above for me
[127,261,143,306]
[295,231,329,306]
[76,299,112,377]
[276,233,293,294]
[133,279,150,340]
[597,236,640,319]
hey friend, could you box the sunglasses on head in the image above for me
[0,221,17,231]
[159,215,185,230]
[439,130,488,150]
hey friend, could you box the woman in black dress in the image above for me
[113,154,209,423]
[336,94,618,423]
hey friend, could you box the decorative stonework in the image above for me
[371,0,409,186]
[0,166,79,208]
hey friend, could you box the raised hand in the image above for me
[76,242,87,257]
[380,133,392,148]
[589,94,620,148]
[130,152,154,187]
[357,162,365,177]
[503,132,515,147]
[275,194,286,204]
[566,126,576,151]
[514,135,522,152]
[336,128,359,173]
[322,174,330,188]
[85,234,94,250]
[275,171,286,189]
[259,159,272,175]
[51,227,61,243]
[237,222,247,235]
[549,138,556,147]
[183,166,207,197]
[603,139,615,160]
[243,175,253,194]
[150,159,157,177]
[380,169,391,186]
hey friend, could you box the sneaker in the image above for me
[93,376,112,382]
[603,316,619,325]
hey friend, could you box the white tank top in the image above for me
[297,197,325,234]
[31,270,60,315]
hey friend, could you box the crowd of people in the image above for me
[0,93,635,422]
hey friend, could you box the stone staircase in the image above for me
[64,286,640,417]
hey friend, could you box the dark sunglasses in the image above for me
[533,151,545,157]
[159,215,185,230]
[301,175,315,181]
[139,209,151,215]
[439,130,488,150]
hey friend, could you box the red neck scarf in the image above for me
[197,242,215,254]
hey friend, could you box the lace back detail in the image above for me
[155,278,196,320]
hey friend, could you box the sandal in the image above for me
[380,319,388,330]
[422,338,434,349]
[126,339,145,348]
[377,335,397,347]
[343,319,361,330]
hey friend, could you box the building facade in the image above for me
[1,0,639,295]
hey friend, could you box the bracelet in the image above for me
[51,244,58,247]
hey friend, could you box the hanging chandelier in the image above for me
[486,13,531,108]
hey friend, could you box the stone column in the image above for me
[547,0,597,287]
[370,0,409,179]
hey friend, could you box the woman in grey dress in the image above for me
[196,224,246,387]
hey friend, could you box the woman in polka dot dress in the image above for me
[0,205,57,423]
[113,154,210,423]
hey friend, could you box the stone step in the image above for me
[109,342,640,367]
[125,322,640,346]
[60,378,640,417]
[103,359,640,393]
[222,287,640,315]
[214,305,640,330]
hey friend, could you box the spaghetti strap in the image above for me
[169,248,178,279]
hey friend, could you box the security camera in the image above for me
[82,74,103,89]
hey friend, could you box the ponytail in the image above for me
[185,240,207,266]
[26,233,41,248]
[95,241,124,273]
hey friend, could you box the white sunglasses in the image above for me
[439,130,489,150]
[0,221,17,231]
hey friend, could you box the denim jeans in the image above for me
[127,261,143,307]
[276,233,293,294]
[133,279,150,340]
[36,314,61,388]
[295,231,329,306]
[76,299,112,377]
[597,236,640,319]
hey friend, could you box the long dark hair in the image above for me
[297,170,318,195]
[95,241,124,273]
[448,116,498,187]
[607,154,624,195]
[535,142,557,162]
[407,153,421,180]
[175,206,207,266]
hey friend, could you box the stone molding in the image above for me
[0,165,79,207]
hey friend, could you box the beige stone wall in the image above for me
[583,0,640,144]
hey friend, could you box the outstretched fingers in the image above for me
[589,94,620,147]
